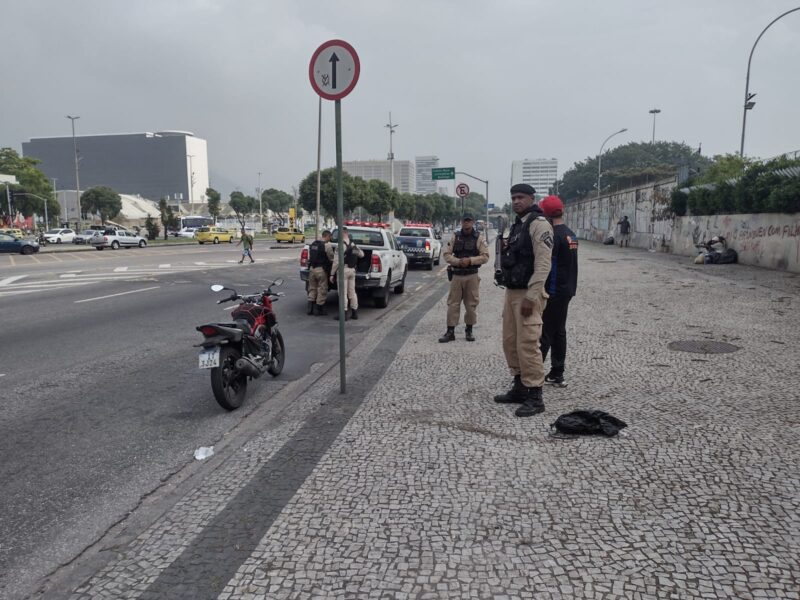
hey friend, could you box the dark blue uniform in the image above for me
[541,224,578,381]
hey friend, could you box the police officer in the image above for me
[306,230,335,315]
[330,227,364,320]
[493,184,554,417]
[439,213,490,343]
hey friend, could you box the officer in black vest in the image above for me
[493,184,554,417]
[330,227,364,320]
[306,230,334,315]
[439,213,490,342]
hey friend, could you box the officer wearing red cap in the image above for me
[538,195,578,387]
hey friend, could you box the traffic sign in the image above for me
[309,40,360,101]
[487,203,495,209]
[456,183,470,198]
[431,167,455,180]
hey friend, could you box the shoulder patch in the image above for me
[540,231,554,249]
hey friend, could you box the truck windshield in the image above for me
[331,230,385,247]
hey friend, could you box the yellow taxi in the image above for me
[195,226,234,244]
[1,228,25,239]
[274,227,305,244]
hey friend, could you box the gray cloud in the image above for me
[3,0,799,201]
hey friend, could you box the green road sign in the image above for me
[431,167,455,180]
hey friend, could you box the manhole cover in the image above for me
[667,340,741,354]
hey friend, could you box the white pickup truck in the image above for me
[395,225,443,270]
[299,224,408,308]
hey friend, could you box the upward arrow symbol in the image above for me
[329,52,339,89]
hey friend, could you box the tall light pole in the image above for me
[52,178,60,226]
[257,171,262,231]
[739,6,800,157]
[597,128,628,199]
[315,97,322,239]
[649,108,661,144]
[385,112,398,190]
[66,115,80,229]
[186,154,195,205]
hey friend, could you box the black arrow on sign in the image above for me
[329,52,339,89]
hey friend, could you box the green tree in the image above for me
[261,188,294,221]
[395,193,416,220]
[229,191,259,229]
[144,215,160,240]
[81,186,122,225]
[206,187,221,221]
[0,148,59,225]
[298,168,357,221]
[158,198,174,240]
[693,154,753,185]
[556,141,711,202]
[362,179,397,222]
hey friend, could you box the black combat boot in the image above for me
[334,310,350,321]
[350,308,358,320]
[465,325,475,342]
[493,375,525,404]
[315,304,327,316]
[306,301,314,315]
[438,326,455,343]
[515,387,545,417]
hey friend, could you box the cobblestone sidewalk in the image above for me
[62,243,799,599]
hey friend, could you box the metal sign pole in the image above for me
[316,96,322,240]
[335,99,346,393]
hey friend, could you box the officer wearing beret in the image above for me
[439,213,490,342]
[494,184,554,417]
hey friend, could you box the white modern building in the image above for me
[415,155,439,195]
[342,159,415,194]
[511,158,558,196]
[23,131,209,205]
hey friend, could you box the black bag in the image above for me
[602,235,615,245]
[550,410,627,437]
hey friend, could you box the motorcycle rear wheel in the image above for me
[210,346,248,410]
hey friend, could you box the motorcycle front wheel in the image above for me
[267,331,285,376]
[210,346,248,410]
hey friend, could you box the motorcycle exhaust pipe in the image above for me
[235,357,265,378]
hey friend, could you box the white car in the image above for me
[44,228,76,244]
[91,229,147,250]
[176,227,197,238]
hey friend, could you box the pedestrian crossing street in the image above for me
[0,256,296,298]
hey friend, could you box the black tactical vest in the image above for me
[501,208,541,289]
[344,242,359,269]
[451,229,481,275]
[309,240,332,271]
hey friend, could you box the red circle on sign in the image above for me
[309,39,361,101]
[456,184,470,198]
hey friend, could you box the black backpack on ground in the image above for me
[550,410,627,437]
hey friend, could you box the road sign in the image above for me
[488,203,495,209]
[431,167,455,180]
[456,183,470,198]
[309,40,360,101]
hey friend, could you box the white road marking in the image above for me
[0,275,28,286]
[74,286,161,304]
[60,273,77,278]
[194,262,206,265]
[114,266,129,272]
[0,374,5,377]
[159,264,171,268]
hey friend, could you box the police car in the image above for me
[299,221,408,308]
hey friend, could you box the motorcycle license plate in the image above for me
[198,347,220,369]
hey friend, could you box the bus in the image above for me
[179,215,214,230]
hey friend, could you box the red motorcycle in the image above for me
[196,279,286,410]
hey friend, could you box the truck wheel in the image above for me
[394,267,407,294]
[426,258,434,270]
[111,241,120,249]
[434,251,440,266]
[374,276,391,308]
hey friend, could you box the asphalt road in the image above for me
[0,243,444,599]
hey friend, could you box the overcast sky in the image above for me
[3,0,799,201]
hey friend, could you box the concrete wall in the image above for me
[564,178,800,273]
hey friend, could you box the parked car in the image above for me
[195,226,234,244]
[275,227,305,244]
[396,224,443,270]
[1,228,26,239]
[299,222,407,308]
[73,229,102,244]
[0,233,40,255]
[175,227,198,238]
[91,229,147,250]
[43,228,76,244]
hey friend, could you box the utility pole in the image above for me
[385,112,398,191]
[66,115,80,229]
[52,179,60,226]
[187,154,195,205]
[316,96,322,239]
[257,171,262,232]
[649,108,661,144]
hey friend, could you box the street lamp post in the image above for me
[739,6,800,157]
[257,171,262,232]
[597,128,628,199]
[52,178,60,226]
[66,115,80,229]
[186,154,195,205]
[649,108,661,144]
[385,112,398,191]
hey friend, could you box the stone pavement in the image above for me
[47,243,799,599]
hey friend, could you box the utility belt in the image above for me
[450,266,479,276]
